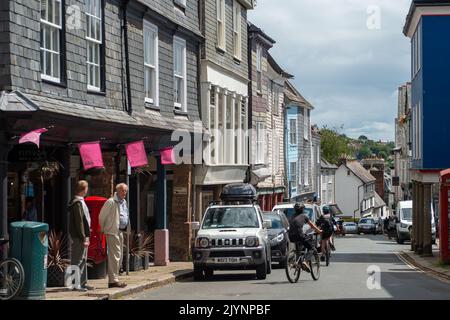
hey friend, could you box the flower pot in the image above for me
[129,255,143,272]
[47,265,66,287]
[142,254,149,270]
[87,259,107,279]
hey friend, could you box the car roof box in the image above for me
[220,183,257,202]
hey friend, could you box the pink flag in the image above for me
[160,146,175,165]
[125,141,148,168]
[78,141,104,170]
[19,128,48,148]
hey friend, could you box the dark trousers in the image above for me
[71,239,88,288]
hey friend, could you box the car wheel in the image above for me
[193,265,204,281]
[256,262,267,280]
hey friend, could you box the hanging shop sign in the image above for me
[125,140,148,168]
[78,141,104,170]
[160,146,175,165]
[19,128,48,148]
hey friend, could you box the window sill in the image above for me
[216,46,226,54]
[145,103,160,111]
[233,56,241,64]
[42,77,66,88]
[87,89,106,96]
[257,91,263,96]
[174,109,188,116]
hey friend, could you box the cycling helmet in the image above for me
[322,206,331,214]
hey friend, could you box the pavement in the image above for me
[45,262,193,300]
[127,234,450,300]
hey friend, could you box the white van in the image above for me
[396,200,436,244]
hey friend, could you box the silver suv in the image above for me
[192,184,272,280]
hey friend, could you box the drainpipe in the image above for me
[122,0,132,114]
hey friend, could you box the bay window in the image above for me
[40,0,62,82]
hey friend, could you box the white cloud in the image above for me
[249,0,412,141]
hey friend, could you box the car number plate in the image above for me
[216,258,239,263]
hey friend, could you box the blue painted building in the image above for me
[403,0,450,256]
[284,81,315,201]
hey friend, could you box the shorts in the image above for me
[321,231,333,241]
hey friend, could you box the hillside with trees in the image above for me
[320,126,394,166]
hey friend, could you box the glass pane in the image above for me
[94,43,99,64]
[149,69,155,99]
[88,65,93,86]
[40,26,44,48]
[218,93,223,128]
[44,26,51,50]
[48,0,54,24]
[226,99,231,129]
[210,106,215,130]
[90,17,95,39]
[148,32,155,65]
[175,77,182,103]
[52,28,59,52]
[95,65,100,87]
[45,51,51,75]
[96,0,101,17]
[55,0,61,26]
[174,44,182,75]
[40,50,45,73]
[87,43,92,62]
[53,53,59,78]
[144,67,150,96]
[41,0,47,20]
[95,18,101,41]
[235,101,239,129]
[144,31,149,64]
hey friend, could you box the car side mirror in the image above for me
[191,222,200,230]
[263,220,272,229]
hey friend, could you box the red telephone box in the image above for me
[85,196,107,265]
[439,170,450,263]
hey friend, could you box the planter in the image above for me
[87,259,107,279]
[127,255,143,272]
[47,265,66,287]
[142,254,149,270]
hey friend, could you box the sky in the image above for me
[248,0,412,142]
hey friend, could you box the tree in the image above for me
[358,135,368,141]
[357,145,372,160]
[320,126,355,164]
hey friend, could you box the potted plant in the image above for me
[126,231,143,272]
[141,232,154,269]
[47,230,70,287]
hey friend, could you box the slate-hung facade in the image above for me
[194,0,255,219]
[247,23,291,211]
[0,0,204,264]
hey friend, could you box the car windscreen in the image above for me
[345,223,355,226]
[202,207,260,229]
[278,207,313,220]
[265,214,283,229]
[359,219,375,224]
[401,208,412,221]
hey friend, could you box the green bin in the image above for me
[9,221,49,300]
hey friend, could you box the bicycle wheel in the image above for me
[0,258,25,300]
[285,249,301,283]
[310,251,321,281]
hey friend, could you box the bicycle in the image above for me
[0,237,25,300]
[285,233,320,283]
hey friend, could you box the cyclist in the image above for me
[322,206,337,251]
[316,213,334,261]
[288,202,322,273]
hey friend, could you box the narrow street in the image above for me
[128,235,450,300]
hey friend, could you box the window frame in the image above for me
[304,108,309,140]
[173,36,187,112]
[256,121,265,165]
[174,0,186,9]
[40,0,64,83]
[289,119,297,145]
[290,161,298,187]
[233,0,242,60]
[216,0,226,51]
[143,20,159,106]
[304,157,309,186]
[85,0,105,92]
[256,44,262,93]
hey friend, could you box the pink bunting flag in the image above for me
[160,146,175,165]
[19,128,48,148]
[125,140,148,168]
[78,141,104,170]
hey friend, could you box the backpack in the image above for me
[317,216,333,236]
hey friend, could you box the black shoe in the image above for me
[83,285,95,291]
[330,244,336,251]
[108,282,127,288]
[73,287,88,292]
[320,256,325,262]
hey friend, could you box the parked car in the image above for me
[343,222,358,234]
[395,200,436,244]
[192,183,272,281]
[263,211,289,267]
[358,218,378,235]
[272,202,320,234]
